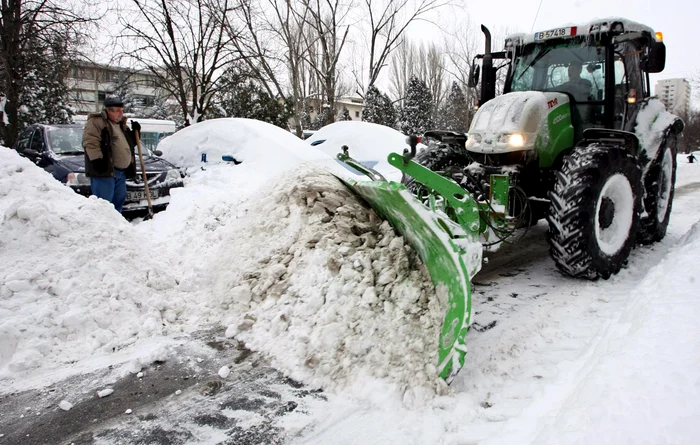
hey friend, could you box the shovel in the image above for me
[134,128,155,220]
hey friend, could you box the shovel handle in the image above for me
[135,129,154,216]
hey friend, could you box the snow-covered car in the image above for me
[156,118,362,182]
[12,123,184,215]
[305,121,420,182]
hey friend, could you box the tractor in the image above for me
[335,18,683,382]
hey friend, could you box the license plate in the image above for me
[127,189,159,201]
[534,26,576,41]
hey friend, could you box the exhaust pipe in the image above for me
[480,25,496,105]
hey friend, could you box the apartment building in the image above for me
[654,78,691,116]
[67,62,161,114]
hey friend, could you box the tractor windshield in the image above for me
[510,41,606,103]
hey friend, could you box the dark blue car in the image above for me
[12,123,185,215]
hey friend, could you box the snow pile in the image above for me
[205,167,447,394]
[0,147,185,377]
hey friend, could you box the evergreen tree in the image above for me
[398,76,433,135]
[381,94,397,129]
[212,66,292,129]
[18,31,73,127]
[362,85,396,128]
[300,101,312,130]
[362,85,382,124]
[339,107,351,121]
[439,81,469,132]
[141,89,177,121]
[310,106,330,130]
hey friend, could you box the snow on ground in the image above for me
[2,113,700,444]
[0,149,185,382]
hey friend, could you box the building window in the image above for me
[355,111,360,118]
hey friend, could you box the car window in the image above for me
[30,129,44,152]
[15,128,32,152]
[46,126,85,154]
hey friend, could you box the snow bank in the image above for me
[0,147,185,379]
[205,167,448,395]
[487,219,700,444]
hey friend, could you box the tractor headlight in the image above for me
[66,172,90,186]
[165,169,182,181]
[500,133,525,148]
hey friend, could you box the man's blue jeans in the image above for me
[91,169,127,213]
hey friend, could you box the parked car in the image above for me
[306,121,425,182]
[12,123,185,215]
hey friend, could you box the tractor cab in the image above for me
[506,23,664,139]
[471,19,666,146]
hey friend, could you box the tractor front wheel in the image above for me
[547,145,642,279]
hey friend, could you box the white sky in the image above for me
[409,0,697,96]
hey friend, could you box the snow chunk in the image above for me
[58,400,73,411]
[218,366,231,379]
[96,388,113,398]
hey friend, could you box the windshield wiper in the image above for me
[515,47,551,82]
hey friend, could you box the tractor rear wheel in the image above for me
[637,133,677,244]
[547,145,642,279]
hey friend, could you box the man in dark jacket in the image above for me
[82,96,140,213]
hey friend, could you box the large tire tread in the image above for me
[547,144,642,280]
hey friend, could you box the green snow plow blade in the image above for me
[336,148,483,382]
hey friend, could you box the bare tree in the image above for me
[442,17,481,125]
[117,0,239,126]
[0,0,95,145]
[226,0,316,136]
[388,38,415,103]
[362,0,450,90]
[299,0,351,126]
[415,42,446,110]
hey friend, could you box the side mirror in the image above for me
[153,149,163,156]
[641,41,666,73]
[468,63,481,88]
[23,148,41,158]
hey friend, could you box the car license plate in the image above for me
[126,189,159,201]
[534,26,576,41]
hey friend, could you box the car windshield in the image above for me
[46,126,85,155]
[510,40,607,102]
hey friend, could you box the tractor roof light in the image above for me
[655,31,663,42]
